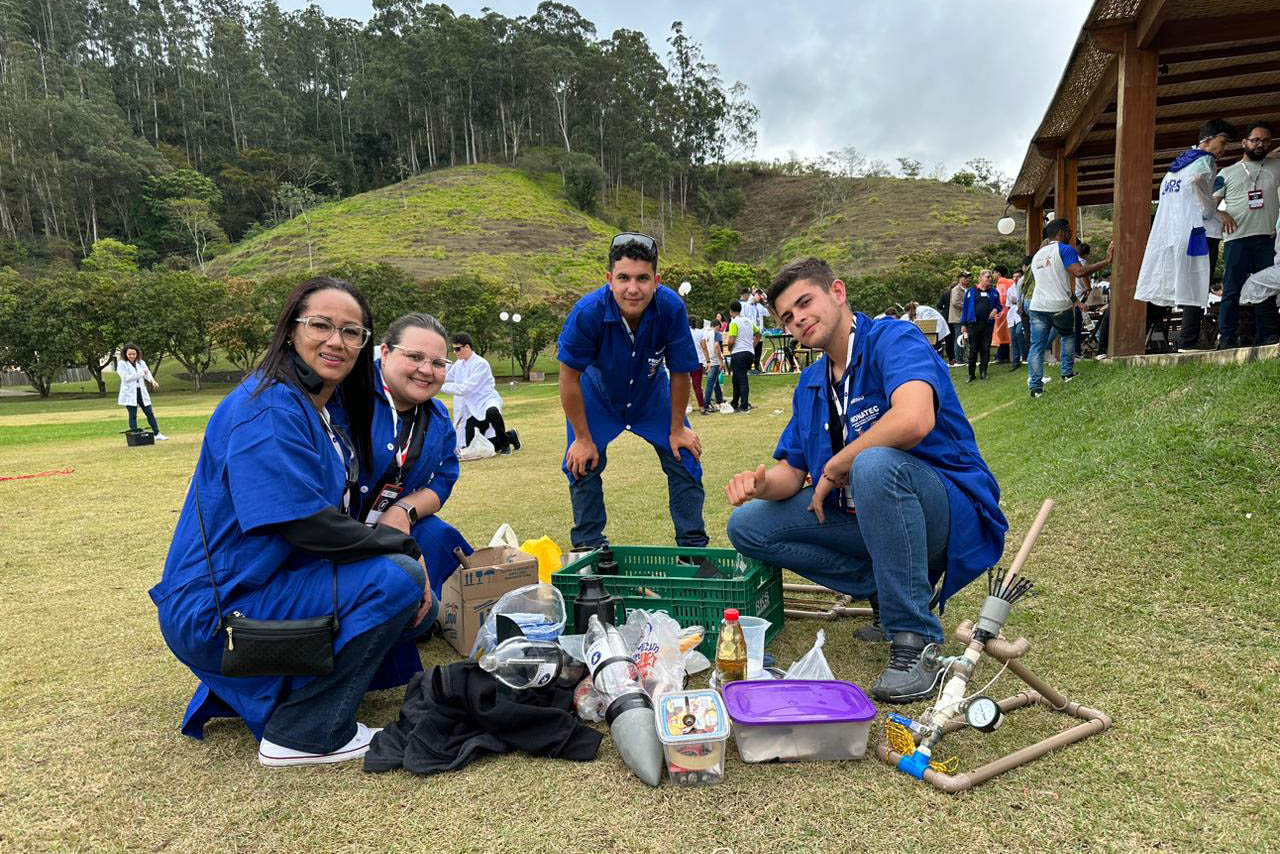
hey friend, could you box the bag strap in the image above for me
[193,459,340,632]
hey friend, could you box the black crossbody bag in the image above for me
[194,472,340,679]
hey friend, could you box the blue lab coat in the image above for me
[149,376,426,741]
[772,313,1008,611]
[556,284,702,478]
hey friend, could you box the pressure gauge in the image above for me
[965,696,1004,733]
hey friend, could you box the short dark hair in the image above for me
[384,312,448,347]
[885,307,900,318]
[688,316,701,329]
[729,299,743,314]
[994,264,1009,277]
[958,271,972,280]
[451,331,473,348]
[1199,118,1238,142]
[768,257,836,307]
[1244,121,1275,138]
[1044,218,1071,241]
[1022,254,1034,267]
[608,237,658,272]
[1077,242,1091,259]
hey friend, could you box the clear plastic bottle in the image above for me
[478,637,566,690]
[715,608,748,685]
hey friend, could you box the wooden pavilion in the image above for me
[1008,0,1280,356]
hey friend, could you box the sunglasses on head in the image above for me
[452,345,463,352]
[611,231,657,255]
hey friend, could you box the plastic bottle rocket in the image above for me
[584,614,663,786]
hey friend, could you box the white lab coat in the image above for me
[1241,232,1280,306]
[908,305,951,341]
[1136,160,1217,309]
[441,354,503,451]
[117,358,155,407]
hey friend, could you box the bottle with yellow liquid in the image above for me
[715,608,748,685]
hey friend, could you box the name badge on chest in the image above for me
[1248,188,1265,210]
[364,482,404,526]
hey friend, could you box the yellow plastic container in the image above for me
[520,536,564,584]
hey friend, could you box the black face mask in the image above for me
[290,349,325,395]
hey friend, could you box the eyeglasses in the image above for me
[1244,136,1273,145]
[452,345,464,352]
[296,316,371,348]
[390,344,450,372]
[611,231,658,256]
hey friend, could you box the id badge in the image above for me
[1248,188,1265,210]
[364,483,403,526]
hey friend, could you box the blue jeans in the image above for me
[703,365,724,405]
[262,553,432,753]
[569,443,708,549]
[1027,309,1076,391]
[726,446,950,643]
[127,389,160,432]
[1009,320,1025,366]
[1220,235,1280,345]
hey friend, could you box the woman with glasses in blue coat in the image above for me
[149,277,435,768]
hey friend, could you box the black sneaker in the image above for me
[870,632,944,703]
[498,446,513,456]
[1030,387,1044,399]
[851,595,889,642]
[506,429,521,451]
[1062,372,1078,383]
[966,375,976,383]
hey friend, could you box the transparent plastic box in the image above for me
[654,689,730,786]
[722,680,877,762]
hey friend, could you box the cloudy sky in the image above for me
[281,0,1095,182]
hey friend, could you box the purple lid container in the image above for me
[722,680,876,726]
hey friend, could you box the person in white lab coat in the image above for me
[441,332,519,456]
[1136,119,1237,348]
[117,344,168,439]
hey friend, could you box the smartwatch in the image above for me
[393,500,418,525]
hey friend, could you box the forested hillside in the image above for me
[0,0,756,262]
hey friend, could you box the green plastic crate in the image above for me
[551,545,784,658]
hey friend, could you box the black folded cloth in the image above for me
[364,660,602,775]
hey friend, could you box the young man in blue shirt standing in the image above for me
[725,257,1008,702]
[557,233,708,551]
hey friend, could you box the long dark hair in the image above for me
[122,343,141,363]
[256,276,376,471]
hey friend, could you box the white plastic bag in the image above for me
[622,609,706,698]
[469,583,566,658]
[458,432,495,461]
[488,523,520,549]
[784,629,836,681]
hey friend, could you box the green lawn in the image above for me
[1,357,1277,852]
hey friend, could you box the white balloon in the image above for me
[678,280,692,296]
[512,313,522,323]
[997,216,1016,235]
[500,311,509,321]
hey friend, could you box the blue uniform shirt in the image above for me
[149,376,424,741]
[557,283,702,477]
[361,362,470,597]
[773,313,1008,610]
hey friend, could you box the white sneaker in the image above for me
[154,433,169,440]
[258,722,381,767]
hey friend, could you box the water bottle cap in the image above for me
[724,608,739,621]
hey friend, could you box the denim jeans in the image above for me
[262,553,431,753]
[726,446,950,643]
[569,443,708,549]
[126,404,160,432]
[1027,309,1076,391]
[1008,321,1025,366]
[703,365,724,405]
[1220,234,1280,346]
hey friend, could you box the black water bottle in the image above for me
[574,575,620,631]
[596,547,620,576]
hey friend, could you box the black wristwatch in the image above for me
[393,500,418,525]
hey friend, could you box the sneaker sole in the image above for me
[871,671,944,704]
[258,742,372,767]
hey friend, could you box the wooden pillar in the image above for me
[1110,27,1158,357]
[1026,202,1044,257]
[1055,149,1079,240]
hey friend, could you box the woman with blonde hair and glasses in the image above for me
[150,277,434,768]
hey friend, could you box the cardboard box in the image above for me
[437,545,539,656]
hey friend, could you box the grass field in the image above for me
[2,357,1278,853]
